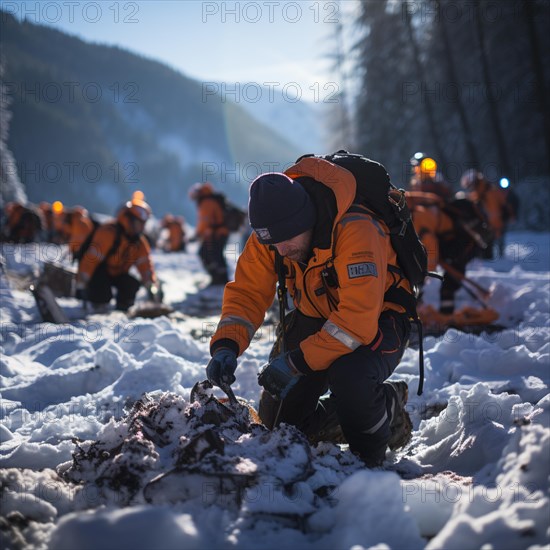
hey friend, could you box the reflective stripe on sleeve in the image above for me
[339,215,367,227]
[218,315,256,341]
[340,211,386,237]
[322,320,361,351]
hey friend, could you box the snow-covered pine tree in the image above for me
[0,60,26,208]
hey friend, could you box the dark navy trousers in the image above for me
[259,309,410,466]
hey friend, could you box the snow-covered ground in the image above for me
[1,231,549,550]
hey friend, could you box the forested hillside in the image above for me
[1,12,301,220]
[353,0,550,228]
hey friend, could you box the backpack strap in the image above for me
[73,220,119,265]
[385,266,417,316]
[413,317,424,395]
[72,227,97,263]
[94,222,123,267]
[273,248,289,353]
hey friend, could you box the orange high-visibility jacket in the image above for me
[410,204,455,271]
[63,212,95,254]
[5,203,42,240]
[77,221,156,284]
[196,193,229,240]
[409,177,452,200]
[405,191,445,210]
[6,203,24,229]
[210,158,412,371]
[165,219,185,251]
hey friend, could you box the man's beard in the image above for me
[285,246,309,263]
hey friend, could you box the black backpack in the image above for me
[301,150,429,288]
[210,193,247,233]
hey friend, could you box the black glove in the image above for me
[257,353,303,400]
[206,348,238,387]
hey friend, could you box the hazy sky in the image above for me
[4,0,360,102]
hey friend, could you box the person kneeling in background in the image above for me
[75,198,158,312]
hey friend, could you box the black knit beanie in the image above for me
[248,173,316,244]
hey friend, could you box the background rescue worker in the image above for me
[189,182,229,286]
[205,164,413,468]
[1,201,42,243]
[75,198,157,312]
[159,213,186,252]
[409,195,483,315]
[409,152,452,200]
[460,169,507,258]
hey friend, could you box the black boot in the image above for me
[386,381,413,451]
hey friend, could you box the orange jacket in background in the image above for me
[77,221,156,285]
[211,157,412,371]
[62,210,95,254]
[5,202,25,230]
[195,193,228,240]
[409,176,452,200]
[410,204,455,271]
[4,202,43,242]
[161,216,186,251]
[405,191,445,210]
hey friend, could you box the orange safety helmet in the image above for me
[132,190,146,202]
[117,198,151,235]
[411,152,437,180]
[126,198,151,222]
[52,200,64,215]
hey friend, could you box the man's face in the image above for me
[127,215,146,236]
[273,229,313,263]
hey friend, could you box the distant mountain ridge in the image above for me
[0,12,306,221]
[225,83,330,155]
